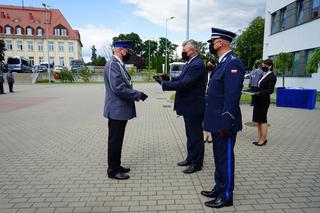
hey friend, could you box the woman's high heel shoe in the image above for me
[255,140,267,146]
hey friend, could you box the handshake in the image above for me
[152,73,170,85]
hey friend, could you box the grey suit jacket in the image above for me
[103,56,142,120]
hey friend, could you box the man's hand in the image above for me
[140,92,148,101]
[218,129,233,139]
[160,73,170,81]
[153,75,162,85]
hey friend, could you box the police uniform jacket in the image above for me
[103,56,142,120]
[162,55,207,116]
[204,51,245,134]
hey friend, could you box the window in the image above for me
[58,42,64,52]
[312,0,320,18]
[306,49,316,64]
[49,57,55,66]
[271,13,277,34]
[297,0,305,25]
[59,57,65,66]
[28,41,34,51]
[68,42,74,52]
[29,57,34,66]
[5,40,13,50]
[38,42,43,51]
[16,26,22,35]
[280,7,287,30]
[5,26,12,34]
[54,28,60,36]
[17,41,23,51]
[26,27,33,35]
[48,41,54,51]
[37,27,43,36]
[39,57,44,64]
[292,52,305,76]
[61,29,67,36]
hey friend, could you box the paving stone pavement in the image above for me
[0,83,319,213]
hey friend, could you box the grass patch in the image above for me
[170,93,175,101]
[317,92,320,102]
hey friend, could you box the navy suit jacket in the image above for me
[203,51,245,134]
[103,56,142,120]
[162,55,207,116]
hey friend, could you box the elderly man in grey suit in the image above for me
[104,40,148,180]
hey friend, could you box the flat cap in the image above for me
[207,27,237,43]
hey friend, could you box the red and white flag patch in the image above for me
[231,69,238,74]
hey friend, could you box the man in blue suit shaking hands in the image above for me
[104,40,148,180]
[154,39,207,174]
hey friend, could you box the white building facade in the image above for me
[263,0,320,90]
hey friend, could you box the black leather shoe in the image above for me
[120,166,130,173]
[108,172,129,180]
[205,197,233,208]
[183,165,201,174]
[255,140,267,146]
[177,160,190,167]
[201,189,218,198]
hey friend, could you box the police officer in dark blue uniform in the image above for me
[201,28,245,208]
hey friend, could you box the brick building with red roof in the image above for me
[0,5,82,69]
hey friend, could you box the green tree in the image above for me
[274,52,294,88]
[234,16,265,68]
[306,48,320,74]
[92,55,106,66]
[158,37,178,72]
[0,39,5,62]
[197,41,209,61]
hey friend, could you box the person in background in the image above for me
[7,70,14,93]
[0,62,5,94]
[252,59,277,146]
[249,61,264,106]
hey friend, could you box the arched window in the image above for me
[36,27,43,36]
[54,24,68,36]
[4,25,13,34]
[15,25,24,35]
[26,26,34,36]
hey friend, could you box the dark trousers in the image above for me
[0,83,4,94]
[183,115,204,168]
[8,82,13,92]
[107,118,127,175]
[212,133,237,201]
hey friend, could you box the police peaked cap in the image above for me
[207,27,237,43]
[113,40,134,49]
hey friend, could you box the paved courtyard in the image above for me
[0,83,320,213]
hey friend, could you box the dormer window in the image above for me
[26,27,33,36]
[16,26,23,35]
[37,27,43,36]
[54,25,68,36]
[5,25,12,34]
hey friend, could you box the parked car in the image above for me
[53,66,67,73]
[32,65,47,72]
[169,62,185,77]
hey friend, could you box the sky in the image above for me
[1,0,266,62]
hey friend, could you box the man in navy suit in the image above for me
[201,28,245,208]
[104,40,148,180]
[154,39,207,174]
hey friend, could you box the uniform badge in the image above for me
[231,69,238,74]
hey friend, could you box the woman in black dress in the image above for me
[252,59,277,146]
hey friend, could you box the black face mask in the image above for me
[209,43,217,56]
[181,51,189,61]
[123,51,132,63]
[262,66,269,72]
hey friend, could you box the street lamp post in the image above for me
[165,16,174,73]
[42,3,51,83]
[148,39,150,71]
[186,0,190,40]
